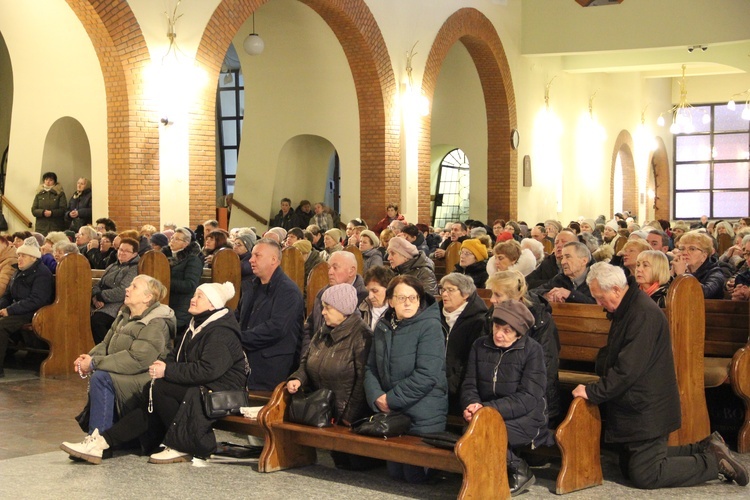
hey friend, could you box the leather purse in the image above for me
[421,431,462,450]
[287,388,335,427]
[201,387,249,419]
[351,412,411,438]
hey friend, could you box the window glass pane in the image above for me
[219,73,234,88]
[675,135,711,162]
[686,105,711,133]
[675,163,710,190]
[239,90,245,117]
[713,191,749,218]
[222,121,237,147]
[220,91,236,117]
[715,104,749,132]
[675,192,710,219]
[224,149,237,175]
[225,178,235,195]
[238,73,244,87]
[713,133,750,161]
[714,162,749,189]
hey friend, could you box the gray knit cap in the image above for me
[321,283,358,316]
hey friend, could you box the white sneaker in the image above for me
[60,429,110,465]
[148,447,192,464]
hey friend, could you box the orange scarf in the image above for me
[639,281,660,296]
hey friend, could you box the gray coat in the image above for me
[92,255,140,318]
[392,251,438,296]
[31,183,67,235]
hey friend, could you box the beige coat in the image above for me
[0,244,18,297]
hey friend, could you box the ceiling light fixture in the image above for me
[727,89,750,121]
[657,64,699,134]
[243,12,264,56]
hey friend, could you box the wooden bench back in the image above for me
[476,288,492,299]
[306,261,330,315]
[281,246,305,292]
[542,239,554,255]
[211,248,241,310]
[344,245,364,276]
[138,250,171,305]
[704,299,749,357]
[717,233,733,257]
[33,253,94,378]
[550,302,610,363]
[445,241,461,276]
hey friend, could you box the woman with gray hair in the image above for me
[168,228,203,333]
[438,273,488,414]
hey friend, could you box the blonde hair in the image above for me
[493,239,522,263]
[619,239,650,256]
[132,274,167,306]
[636,251,670,285]
[486,270,528,304]
[679,231,713,255]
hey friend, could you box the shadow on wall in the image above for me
[42,117,92,196]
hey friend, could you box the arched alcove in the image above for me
[41,117,91,193]
[0,32,12,193]
[610,130,637,217]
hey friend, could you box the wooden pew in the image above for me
[32,253,94,379]
[211,248,241,311]
[257,383,511,499]
[344,245,364,276]
[306,261,329,315]
[280,246,305,292]
[138,250,171,305]
[213,390,274,439]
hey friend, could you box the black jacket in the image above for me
[526,253,559,290]
[64,188,92,232]
[168,241,203,332]
[690,255,727,299]
[393,251,438,296]
[270,210,301,231]
[0,260,54,316]
[531,268,596,304]
[586,282,681,443]
[454,260,489,289]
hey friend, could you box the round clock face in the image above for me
[511,129,520,150]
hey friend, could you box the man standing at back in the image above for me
[239,238,304,391]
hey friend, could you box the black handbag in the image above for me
[421,431,462,450]
[287,388,335,428]
[351,412,411,438]
[200,387,249,418]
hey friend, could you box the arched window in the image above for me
[432,148,470,228]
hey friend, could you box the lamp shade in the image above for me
[243,34,264,55]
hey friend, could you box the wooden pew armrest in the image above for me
[555,397,603,494]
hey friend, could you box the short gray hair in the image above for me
[255,237,282,261]
[330,250,357,270]
[521,238,544,263]
[78,226,97,240]
[586,262,627,291]
[440,272,476,297]
[742,234,750,246]
[577,232,599,254]
[54,241,79,255]
[563,241,591,261]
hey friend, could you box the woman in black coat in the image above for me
[167,228,203,333]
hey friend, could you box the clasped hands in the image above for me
[546,287,571,303]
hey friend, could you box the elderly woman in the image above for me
[387,237,438,296]
[0,236,18,297]
[378,228,395,259]
[39,231,67,274]
[65,177,92,232]
[672,231,727,299]
[454,239,489,288]
[203,229,231,268]
[53,240,79,265]
[521,238,545,269]
[359,229,383,271]
[63,282,245,465]
[635,251,672,307]
[310,202,334,231]
[60,275,175,463]
[485,270,560,423]
[31,171,67,235]
[288,283,373,469]
[293,240,323,294]
[714,221,735,240]
[86,231,117,270]
[168,227,203,334]
[359,265,395,330]
[619,239,651,276]
[90,237,141,344]
[462,300,554,496]
[438,273,488,414]
[364,275,448,483]
[492,219,506,240]
[322,228,343,261]
[487,239,537,277]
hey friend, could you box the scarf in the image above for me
[175,308,229,362]
[442,301,468,333]
[639,281,660,297]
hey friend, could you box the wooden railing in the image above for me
[229,197,268,226]
[1,195,33,228]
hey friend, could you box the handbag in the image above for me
[351,412,411,438]
[287,388,335,428]
[421,431,462,450]
[200,387,249,419]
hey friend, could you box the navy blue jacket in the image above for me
[0,259,54,316]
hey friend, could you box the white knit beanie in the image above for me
[197,281,235,309]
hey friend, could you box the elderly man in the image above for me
[388,219,406,236]
[573,262,748,489]
[530,225,547,243]
[239,238,304,391]
[0,238,54,376]
[526,229,578,289]
[531,241,595,304]
[432,222,468,259]
[300,251,367,357]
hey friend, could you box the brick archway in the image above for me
[66,0,158,229]
[610,130,637,216]
[194,0,398,227]
[421,8,517,223]
[650,136,670,221]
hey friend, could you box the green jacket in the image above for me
[31,183,67,235]
[89,302,177,414]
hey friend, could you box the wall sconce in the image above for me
[588,90,598,119]
[727,89,750,121]
[544,76,557,111]
[656,64,700,134]
[243,12,265,56]
[405,42,429,117]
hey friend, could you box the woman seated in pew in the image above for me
[453,239,489,288]
[461,300,554,497]
[671,231,727,299]
[364,275,448,484]
[438,273,488,415]
[358,229,384,271]
[287,283,373,470]
[485,270,560,423]
[88,231,118,270]
[62,282,246,465]
[635,251,671,308]
[232,230,257,300]
[202,229,231,269]
[39,231,67,274]
[0,236,18,297]
[618,239,651,277]
[60,275,176,462]
[358,265,395,330]
[52,240,79,266]
[167,227,203,335]
[486,239,537,278]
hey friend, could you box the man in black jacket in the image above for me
[526,229,577,289]
[531,241,596,304]
[573,263,748,490]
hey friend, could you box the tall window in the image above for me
[673,104,749,219]
[432,148,470,229]
[216,69,244,195]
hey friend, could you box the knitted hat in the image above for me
[181,227,196,243]
[359,229,380,247]
[581,219,596,231]
[267,227,287,242]
[31,232,45,247]
[162,229,175,241]
[197,281,235,309]
[321,283,358,316]
[325,228,342,243]
[45,231,69,246]
[388,237,418,258]
[495,231,513,242]
[605,219,619,231]
[461,238,488,261]
[150,232,169,248]
[492,300,534,335]
[236,232,257,253]
[293,240,312,255]
[17,237,41,259]
[629,230,648,241]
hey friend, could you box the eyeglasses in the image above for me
[438,286,459,294]
[392,294,419,304]
[678,245,704,254]
[118,248,135,254]
[459,250,474,257]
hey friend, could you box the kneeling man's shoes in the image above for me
[60,429,109,465]
[709,435,749,486]
[148,447,192,464]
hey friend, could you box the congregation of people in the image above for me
[3,177,749,495]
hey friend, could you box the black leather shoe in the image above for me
[509,459,536,496]
[709,435,749,486]
[698,431,724,453]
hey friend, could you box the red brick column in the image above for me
[611,129,638,217]
[421,8,517,224]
